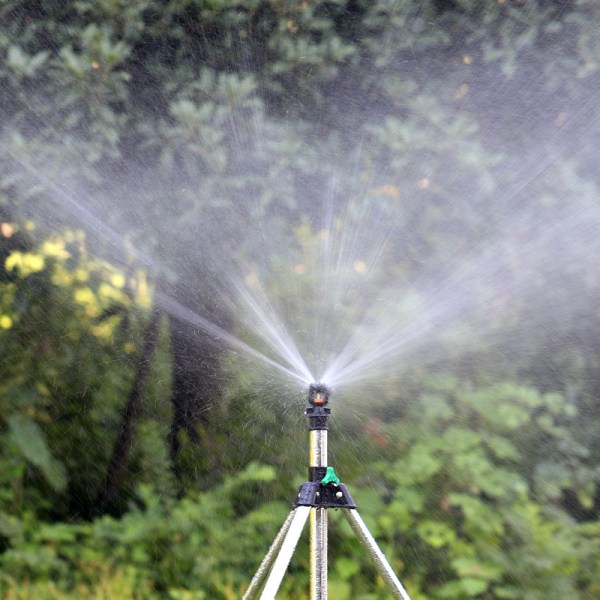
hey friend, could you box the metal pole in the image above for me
[310,428,328,600]
[343,509,412,600]
[243,509,297,600]
[310,507,327,600]
[307,386,330,600]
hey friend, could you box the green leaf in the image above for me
[452,556,503,581]
[335,556,361,580]
[328,578,352,599]
[460,577,489,595]
[417,520,456,548]
[439,577,489,598]
[494,586,521,599]
[448,493,504,536]
[404,443,443,482]
[486,436,520,461]
[0,511,23,544]
[7,414,67,492]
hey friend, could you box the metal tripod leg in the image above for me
[343,509,412,600]
[245,505,310,600]
[242,509,297,600]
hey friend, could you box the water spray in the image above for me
[243,384,411,600]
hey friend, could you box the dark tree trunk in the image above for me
[101,309,162,507]
[167,312,225,493]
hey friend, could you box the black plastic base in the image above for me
[293,482,356,509]
[306,405,330,430]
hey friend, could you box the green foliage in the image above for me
[354,377,595,599]
[0,226,160,518]
[0,462,285,599]
[1,377,599,598]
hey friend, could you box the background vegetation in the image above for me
[1,1,600,598]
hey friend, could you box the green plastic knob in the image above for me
[321,466,341,485]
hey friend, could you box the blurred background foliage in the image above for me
[1,0,600,598]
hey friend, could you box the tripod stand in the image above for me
[243,384,412,600]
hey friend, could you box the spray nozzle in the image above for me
[308,383,330,406]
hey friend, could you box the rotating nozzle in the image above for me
[308,383,330,406]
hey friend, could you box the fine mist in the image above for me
[4,121,600,398]
[2,4,599,401]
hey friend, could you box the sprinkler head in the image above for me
[308,383,330,406]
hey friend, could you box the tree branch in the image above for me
[101,308,162,508]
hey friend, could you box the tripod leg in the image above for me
[259,505,311,600]
[310,507,327,600]
[343,509,412,600]
[242,509,297,600]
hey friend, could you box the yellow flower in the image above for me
[74,287,96,305]
[110,272,126,289]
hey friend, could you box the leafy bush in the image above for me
[1,381,599,598]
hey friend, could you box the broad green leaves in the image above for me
[353,376,594,598]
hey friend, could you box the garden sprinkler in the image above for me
[243,384,411,600]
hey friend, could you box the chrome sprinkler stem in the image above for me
[306,384,331,600]
[306,383,330,481]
